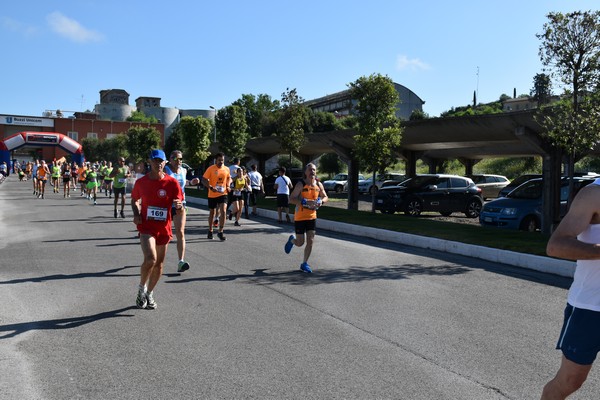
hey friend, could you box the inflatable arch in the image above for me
[0,131,84,175]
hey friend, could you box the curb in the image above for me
[186,196,575,278]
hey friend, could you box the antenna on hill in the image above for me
[476,66,479,103]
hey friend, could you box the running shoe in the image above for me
[177,261,190,273]
[217,232,226,241]
[136,289,147,309]
[207,231,214,240]
[146,291,157,310]
[213,218,219,227]
[114,209,118,218]
[228,211,233,220]
[120,211,125,219]
[94,200,97,205]
[300,262,312,273]
[284,235,295,254]
[234,221,240,226]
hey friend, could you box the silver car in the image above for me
[466,174,510,200]
[323,173,365,193]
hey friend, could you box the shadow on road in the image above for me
[0,306,136,339]
[165,263,470,286]
[0,265,139,285]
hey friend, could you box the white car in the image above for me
[323,173,365,193]
[358,173,406,194]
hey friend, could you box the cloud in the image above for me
[396,54,431,71]
[1,16,38,36]
[46,11,104,43]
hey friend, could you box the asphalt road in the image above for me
[1,176,599,400]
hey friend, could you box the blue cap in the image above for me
[150,149,166,161]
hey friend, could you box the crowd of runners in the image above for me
[11,150,329,310]
[14,159,118,202]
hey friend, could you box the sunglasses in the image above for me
[172,157,183,161]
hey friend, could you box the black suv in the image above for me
[263,168,304,196]
[374,174,484,218]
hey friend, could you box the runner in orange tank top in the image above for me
[283,163,328,273]
[36,160,51,199]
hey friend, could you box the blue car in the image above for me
[479,177,595,232]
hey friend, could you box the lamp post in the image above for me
[209,105,217,142]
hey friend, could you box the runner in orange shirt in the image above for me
[36,160,51,199]
[283,163,329,273]
[77,163,88,196]
[201,152,231,241]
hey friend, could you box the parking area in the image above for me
[322,192,481,225]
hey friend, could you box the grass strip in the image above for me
[186,188,550,257]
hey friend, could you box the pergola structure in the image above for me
[234,109,568,233]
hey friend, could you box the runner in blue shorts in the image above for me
[542,177,600,399]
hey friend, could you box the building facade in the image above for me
[303,82,425,120]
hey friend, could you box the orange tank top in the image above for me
[294,180,321,221]
[38,167,48,179]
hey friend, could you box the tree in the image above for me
[305,110,344,132]
[175,116,212,169]
[348,73,403,212]
[232,93,280,138]
[126,126,161,163]
[440,101,503,117]
[216,104,249,159]
[530,73,553,105]
[536,10,600,202]
[409,109,429,121]
[318,153,345,177]
[538,11,600,108]
[164,126,184,158]
[278,88,307,161]
[126,110,159,123]
[538,94,600,160]
[81,137,101,162]
[101,134,128,163]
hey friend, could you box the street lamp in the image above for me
[209,105,217,142]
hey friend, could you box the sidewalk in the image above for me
[186,196,576,278]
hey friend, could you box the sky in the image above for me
[1,0,598,118]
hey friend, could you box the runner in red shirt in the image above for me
[131,149,183,310]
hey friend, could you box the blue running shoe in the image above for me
[284,235,295,254]
[300,262,312,273]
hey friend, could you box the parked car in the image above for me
[381,179,408,189]
[181,162,199,182]
[479,176,595,232]
[374,174,483,217]
[466,174,510,199]
[323,173,366,193]
[358,173,406,194]
[263,168,304,196]
[497,174,541,197]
